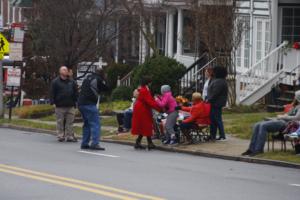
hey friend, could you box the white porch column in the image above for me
[167,10,175,57]
[149,17,154,56]
[139,19,147,64]
[271,0,278,49]
[12,6,16,23]
[18,7,22,22]
[176,9,183,56]
[115,20,119,63]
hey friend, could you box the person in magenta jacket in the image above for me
[155,85,178,145]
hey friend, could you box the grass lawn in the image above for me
[101,116,118,127]
[0,119,112,137]
[40,114,56,121]
[256,150,300,164]
[100,101,131,112]
[224,112,277,139]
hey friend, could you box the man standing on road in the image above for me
[50,66,78,142]
[78,68,109,150]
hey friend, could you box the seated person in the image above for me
[242,90,300,157]
[117,89,139,133]
[177,92,211,144]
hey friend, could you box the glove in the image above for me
[175,106,182,111]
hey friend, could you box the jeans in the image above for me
[249,120,286,153]
[123,109,133,129]
[79,105,101,146]
[210,106,225,139]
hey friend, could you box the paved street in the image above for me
[0,128,300,200]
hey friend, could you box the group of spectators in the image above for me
[50,64,299,155]
[121,65,229,149]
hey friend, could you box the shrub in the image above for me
[132,55,186,94]
[15,104,54,119]
[105,63,133,91]
[111,86,132,101]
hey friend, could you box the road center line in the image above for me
[0,167,137,200]
[0,164,166,200]
[290,184,300,187]
[78,150,120,158]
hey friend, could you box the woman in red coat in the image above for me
[131,77,161,150]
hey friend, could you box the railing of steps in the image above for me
[178,52,209,95]
[237,41,289,103]
[118,71,134,87]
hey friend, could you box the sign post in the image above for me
[0,33,10,118]
[7,67,21,120]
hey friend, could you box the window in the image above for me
[236,16,250,69]
[282,7,300,43]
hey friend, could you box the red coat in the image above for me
[131,86,161,137]
[182,101,211,125]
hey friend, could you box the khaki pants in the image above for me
[55,107,76,139]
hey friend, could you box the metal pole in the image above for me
[9,86,14,120]
[0,60,4,118]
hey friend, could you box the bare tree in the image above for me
[121,0,165,58]
[187,0,245,106]
[28,0,119,74]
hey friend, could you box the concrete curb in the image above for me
[1,124,300,169]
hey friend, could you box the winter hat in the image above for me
[295,90,300,102]
[161,85,171,94]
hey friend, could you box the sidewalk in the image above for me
[103,133,293,157]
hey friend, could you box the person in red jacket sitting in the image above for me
[176,92,211,144]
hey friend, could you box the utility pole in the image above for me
[0,59,4,118]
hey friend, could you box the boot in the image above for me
[134,135,145,149]
[147,137,156,150]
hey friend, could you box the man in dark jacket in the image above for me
[50,66,78,142]
[207,66,228,141]
[78,68,109,150]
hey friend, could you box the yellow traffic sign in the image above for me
[0,33,9,54]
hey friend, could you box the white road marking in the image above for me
[78,150,120,158]
[289,184,300,187]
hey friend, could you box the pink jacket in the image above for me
[156,92,177,114]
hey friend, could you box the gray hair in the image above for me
[161,85,171,94]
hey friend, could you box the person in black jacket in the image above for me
[50,66,78,142]
[78,68,109,150]
[207,66,228,141]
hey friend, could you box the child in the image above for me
[177,92,211,144]
[156,85,178,145]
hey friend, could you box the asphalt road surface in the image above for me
[0,128,300,200]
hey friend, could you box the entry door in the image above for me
[253,18,271,64]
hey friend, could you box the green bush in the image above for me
[15,105,54,119]
[105,63,133,91]
[132,55,186,94]
[111,86,132,101]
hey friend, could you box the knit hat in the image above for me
[161,85,171,94]
[295,90,300,102]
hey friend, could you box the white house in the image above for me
[117,0,300,105]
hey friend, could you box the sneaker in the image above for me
[80,145,90,150]
[249,151,263,157]
[66,137,78,142]
[169,139,178,145]
[90,145,105,151]
[162,139,170,145]
[216,137,227,141]
[241,149,252,156]
[58,137,65,142]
